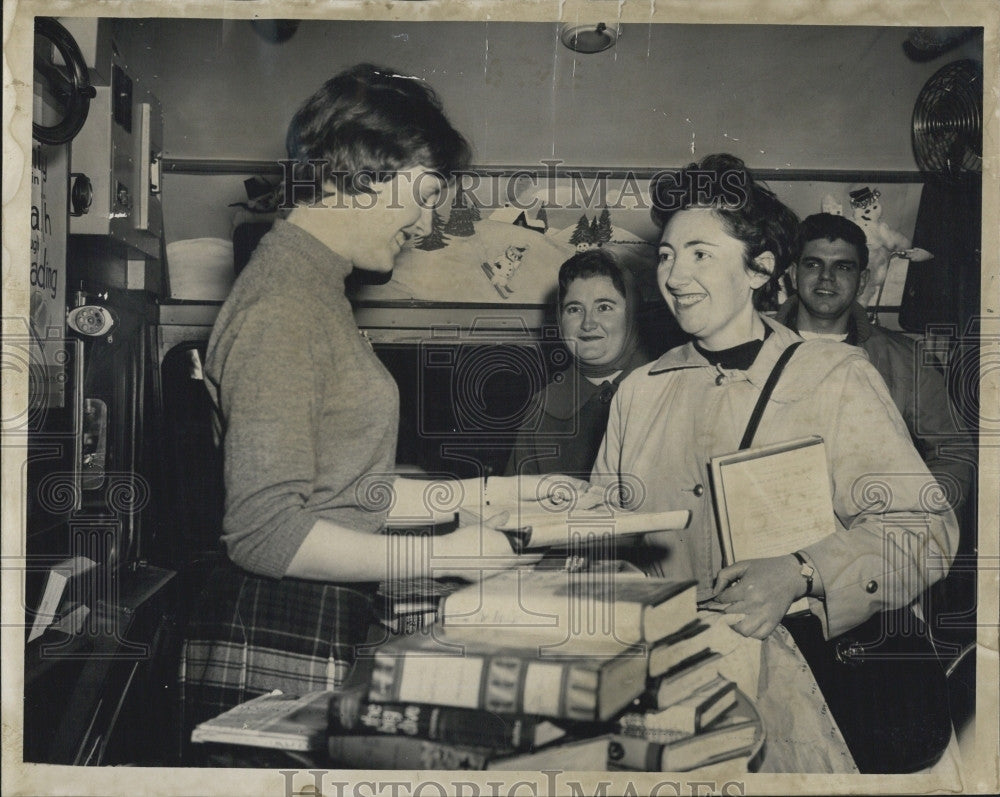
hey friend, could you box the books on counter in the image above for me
[368,628,647,722]
[190,690,331,751]
[651,651,723,710]
[329,685,566,751]
[498,508,691,552]
[485,734,617,771]
[609,689,763,772]
[329,734,496,770]
[440,570,698,646]
[618,676,737,739]
[374,577,461,635]
[647,620,718,678]
[608,722,759,772]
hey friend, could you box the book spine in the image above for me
[338,699,539,751]
[607,735,665,771]
[328,735,491,770]
[369,650,600,720]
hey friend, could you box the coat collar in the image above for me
[644,314,860,403]
[544,350,649,420]
[774,296,872,345]
[648,314,802,388]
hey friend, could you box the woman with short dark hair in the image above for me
[180,65,579,736]
[590,153,958,772]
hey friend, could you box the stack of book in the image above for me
[322,569,762,771]
[373,577,459,636]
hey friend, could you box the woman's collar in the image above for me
[649,313,800,381]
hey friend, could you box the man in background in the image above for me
[776,212,974,512]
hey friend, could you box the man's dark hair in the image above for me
[285,63,472,197]
[798,213,870,271]
[649,153,800,311]
[558,248,630,308]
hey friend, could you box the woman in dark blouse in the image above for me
[505,249,649,479]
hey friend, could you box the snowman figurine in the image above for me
[848,186,912,306]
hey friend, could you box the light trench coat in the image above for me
[591,314,959,639]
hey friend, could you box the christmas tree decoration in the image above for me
[597,206,613,244]
[443,203,479,237]
[416,209,449,251]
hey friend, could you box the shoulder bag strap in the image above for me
[738,341,804,451]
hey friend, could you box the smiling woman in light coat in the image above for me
[589,153,958,773]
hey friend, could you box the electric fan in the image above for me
[911,59,983,180]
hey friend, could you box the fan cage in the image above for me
[912,59,983,178]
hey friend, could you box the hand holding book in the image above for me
[710,554,814,640]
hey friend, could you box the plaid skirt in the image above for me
[178,560,376,735]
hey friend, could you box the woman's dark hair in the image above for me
[285,63,472,199]
[798,212,870,271]
[649,153,800,311]
[557,248,630,308]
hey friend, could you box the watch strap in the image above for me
[792,550,814,597]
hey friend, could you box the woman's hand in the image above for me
[432,511,542,580]
[711,555,805,639]
[483,474,592,510]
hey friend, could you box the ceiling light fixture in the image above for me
[560,22,619,54]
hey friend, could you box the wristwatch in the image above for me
[792,550,815,597]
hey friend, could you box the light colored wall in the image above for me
[105,19,980,242]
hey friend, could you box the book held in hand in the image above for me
[440,569,697,645]
[498,508,690,552]
[710,435,834,615]
[368,628,647,721]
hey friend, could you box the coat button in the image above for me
[693,484,705,497]
[865,580,878,594]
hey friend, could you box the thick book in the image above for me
[649,651,723,710]
[647,620,715,678]
[27,555,98,643]
[329,686,565,751]
[190,690,331,751]
[710,435,833,615]
[486,734,617,771]
[368,629,647,722]
[328,734,494,770]
[618,676,737,739]
[607,721,760,772]
[497,508,690,552]
[440,570,697,645]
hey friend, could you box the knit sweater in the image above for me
[204,219,399,578]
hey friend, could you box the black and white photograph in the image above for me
[3,1,998,794]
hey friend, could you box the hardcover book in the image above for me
[440,570,697,645]
[486,734,617,771]
[328,734,495,770]
[709,435,833,615]
[647,621,715,678]
[190,690,331,752]
[368,629,647,721]
[618,676,737,738]
[650,651,723,710]
[329,686,565,751]
[497,508,691,552]
[607,721,759,772]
